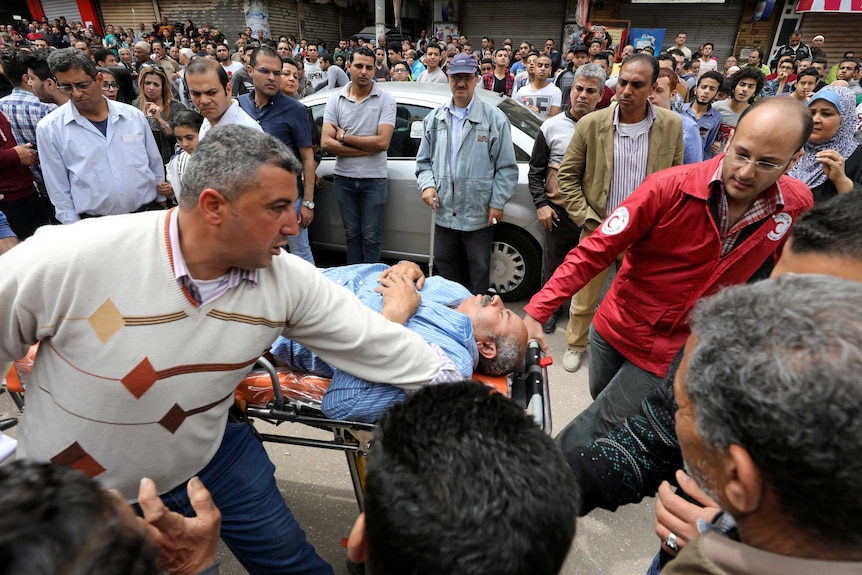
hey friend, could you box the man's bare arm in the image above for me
[341,124,395,154]
[0,236,18,256]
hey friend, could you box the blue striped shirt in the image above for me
[270,263,477,422]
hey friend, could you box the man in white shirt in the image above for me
[37,48,163,224]
[185,58,262,140]
[416,43,447,84]
[215,44,243,80]
[512,54,561,119]
[668,32,692,60]
[304,44,326,89]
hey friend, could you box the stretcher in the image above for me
[234,341,552,511]
[3,342,553,511]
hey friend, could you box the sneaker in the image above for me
[562,348,584,373]
[542,314,558,334]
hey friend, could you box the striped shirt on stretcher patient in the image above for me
[270,262,528,422]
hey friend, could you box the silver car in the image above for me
[303,83,544,301]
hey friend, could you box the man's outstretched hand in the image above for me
[137,476,221,575]
[523,314,548,352]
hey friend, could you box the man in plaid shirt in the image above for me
[482,47,515,96]
[0,49,54,231]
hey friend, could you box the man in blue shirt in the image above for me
[271,261,528,422]
[650,69,702,164]
[239,46,317,265]
[682,71,723,161]
[36,49,163,224]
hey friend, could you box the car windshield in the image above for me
[497,98,542,141]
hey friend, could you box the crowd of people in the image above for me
[1,11,862,575]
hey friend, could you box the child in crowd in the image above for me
[159,109,204,204]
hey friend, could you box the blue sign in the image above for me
[753,0,777,21]
[629,28,666,56]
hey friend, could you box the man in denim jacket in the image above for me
[416,53,518,294]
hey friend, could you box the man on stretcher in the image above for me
[271,261,528,422]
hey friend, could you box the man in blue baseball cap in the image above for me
[415,52,518,294]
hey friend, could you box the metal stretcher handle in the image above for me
[523,341,552,434]
[256,356,286,411]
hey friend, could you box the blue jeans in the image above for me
[286,200,315,265]
[555,324,663,450]
[156,419,334,575]
[333,176,387,264]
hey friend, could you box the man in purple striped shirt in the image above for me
[556,54,684,374]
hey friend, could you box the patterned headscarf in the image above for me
[789,86,859,189]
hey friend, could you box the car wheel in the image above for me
[490,225,541,302]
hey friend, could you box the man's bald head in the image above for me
[737,96,813,151]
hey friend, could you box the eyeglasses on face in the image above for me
[56,79,94,93]
[101,81,119,91]
[726,149,789,173]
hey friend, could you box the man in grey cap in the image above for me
[416,53,518,294]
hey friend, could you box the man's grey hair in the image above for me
[574,62,607,85]
[180,126,302,208]
[179,48,195,61]
[477,333,525,376]
[47,47,96,78]
[134,41,151,53]
[686,274,862,546]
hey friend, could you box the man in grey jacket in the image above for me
[416,53,518,294]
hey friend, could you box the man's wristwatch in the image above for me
[339,131,346,144]
[302,200,315,209]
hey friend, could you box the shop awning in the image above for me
[796,0,862,12]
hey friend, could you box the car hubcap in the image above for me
[489,240,526,295]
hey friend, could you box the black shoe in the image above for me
[542,315,558,334]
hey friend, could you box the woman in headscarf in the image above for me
[789,85,862,203]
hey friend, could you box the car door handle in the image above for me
[322,175,334,182]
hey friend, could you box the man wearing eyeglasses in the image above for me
[239,46,317,265]
[524,96,814,448]
[36,48,164,224]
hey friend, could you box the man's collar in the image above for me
[64,95,118,125]
[613,100,657,126]
[445,94,477,115]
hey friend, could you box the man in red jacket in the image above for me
[524,96,815,447]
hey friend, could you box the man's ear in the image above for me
[784,148,805,174]
[476,338,497,360]
[198,188,228,225]
[347,513,368,564]
[722,444,762,514]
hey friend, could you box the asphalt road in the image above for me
[0,267,661,575]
